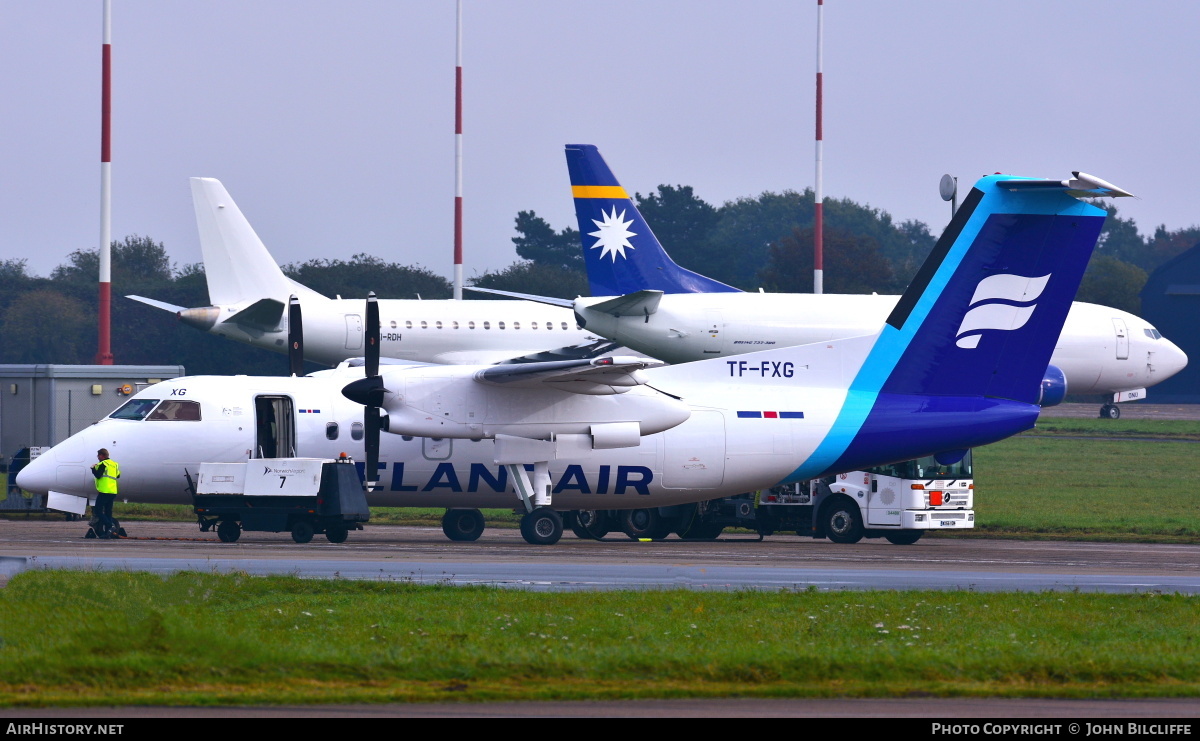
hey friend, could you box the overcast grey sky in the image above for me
[3,1,1198,287]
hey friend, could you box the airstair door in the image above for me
[254,395,296,459]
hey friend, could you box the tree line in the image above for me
[2,187,1195,376]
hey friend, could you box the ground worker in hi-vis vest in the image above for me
[91,448,120,538]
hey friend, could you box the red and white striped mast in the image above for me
[96,0,114,363]
[812,0,824,295]
[452,0,464,300]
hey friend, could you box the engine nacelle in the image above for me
[1038,364,1068,407]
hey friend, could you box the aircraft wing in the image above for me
[497,340,624,364]
[463,286,575,308]
[474,356,665,395]
[127,295,187,313]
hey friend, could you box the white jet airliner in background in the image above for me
[472,144,1187,419]
[23,169,1126,544]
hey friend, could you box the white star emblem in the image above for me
[588,206,637,262]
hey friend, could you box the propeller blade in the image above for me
[287,295,304,376]
[366,291,380,379]
[364,406,381,491]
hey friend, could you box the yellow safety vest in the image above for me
[95,459,120,495]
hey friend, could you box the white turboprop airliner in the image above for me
[23,170,1126,543]
[474,144,1187,419]
[129,178,604,367]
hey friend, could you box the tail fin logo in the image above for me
[588,206,637,262]
[954,273,1051,349]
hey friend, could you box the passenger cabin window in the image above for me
[109,399,159,420]
[532,321,539,329]
[436,320,443,329]
[562,322,569,330]
[483,321,491,329]
[146,400,201,421]
[421,321,428,329]
[390,320,397,329]
[468,321,475,329]
[405,321,413,329]
[513,321,520,329]
[498,321,505,330]
[453,321,460,329]
[351,422,364,441]
[326,422,339,440]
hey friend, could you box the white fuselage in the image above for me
[575,294,1187,396]
[16,353,871,509]
[209,296,597,367]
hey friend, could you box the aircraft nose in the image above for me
[1157,338,1188,380]
[14,451,56,494]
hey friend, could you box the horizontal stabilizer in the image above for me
[475,356,665,395]
[587,290,664,317]
[997,172,1135,199]
[126,295,187,313]
[226,298,286,332]
[463,286,575,308]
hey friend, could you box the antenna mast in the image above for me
[453,0,464,300]
[97,0,114,363]
[813,0,824,295]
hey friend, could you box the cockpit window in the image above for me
[1145,328,1163,340]
[146,400,202,421]
[109,399,160,420]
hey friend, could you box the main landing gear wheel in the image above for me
[442,508,486,542]
[570,510,610,540]
[325,523,349,544]
[1100,404,1121,419]
[520,507,563,545]
[216,519,241,543]
[823,496,864,544]
[884,530,923,545]
[621,508,672,541]
[290,520,315,544]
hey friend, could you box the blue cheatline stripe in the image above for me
[777,175,1091,484]
[737,411,762,418]
[780,412,804,419]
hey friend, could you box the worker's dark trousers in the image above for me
[94,493,116,533]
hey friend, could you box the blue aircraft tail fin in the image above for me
[565,144,740,296]
[876,173,1122,404]
[797,172,1130,477]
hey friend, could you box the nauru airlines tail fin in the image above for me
[565,144,740,297]
[189,177,327,308]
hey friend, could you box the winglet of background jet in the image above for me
[566,144,740,296]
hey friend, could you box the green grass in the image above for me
[970,432,1200,541]
[1,570,1197,707]
[1030,417,1200,440]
